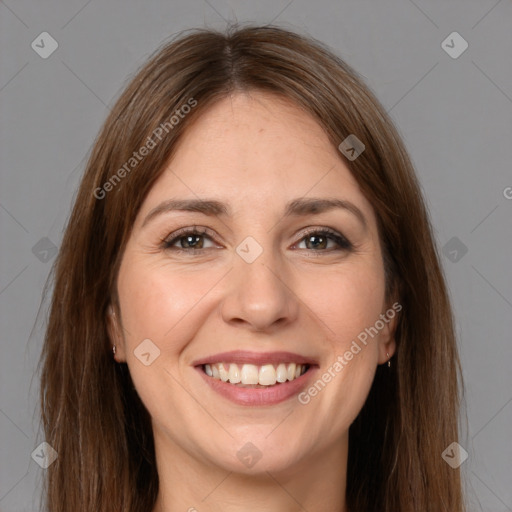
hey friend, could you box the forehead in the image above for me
[135,91,375,225]
[172,91,336,176]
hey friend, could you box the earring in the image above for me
[110,308,117,358]
[387,352,391,368]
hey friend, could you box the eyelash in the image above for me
[161,226,353,254]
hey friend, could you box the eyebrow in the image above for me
[142,197,367,228]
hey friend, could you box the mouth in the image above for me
[202,362,310,387]
[192,351,318,405]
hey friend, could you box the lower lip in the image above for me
[195,366,318,406]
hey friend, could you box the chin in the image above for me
[203,428,313,475]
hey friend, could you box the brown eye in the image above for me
[162,227,217,251]
[172,234,205,249]
[296,229,352,252]
[304,233,329,250]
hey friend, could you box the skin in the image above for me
[108,91,397,512]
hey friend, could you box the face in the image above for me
[109,91,396,476]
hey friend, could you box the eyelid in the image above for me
[291,226,353,250]
[162,226,222,249]
[162,225,353,252]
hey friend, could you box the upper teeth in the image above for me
[204,363,307,386]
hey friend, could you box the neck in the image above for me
[151,430,348,512]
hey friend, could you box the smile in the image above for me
[193,350,318,405]
[204,362,309,386]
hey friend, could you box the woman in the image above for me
[40,25,465,512]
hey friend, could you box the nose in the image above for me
[220,251,300,333]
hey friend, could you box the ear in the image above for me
[377,300,401,365]
[106,304,126,362]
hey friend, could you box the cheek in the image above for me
[310,261,386,347]
[302,260,383,379]
[115,258,218,422]
[116,257,222,354]
[296,260,386,429]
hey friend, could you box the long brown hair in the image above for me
[39,24,465,512]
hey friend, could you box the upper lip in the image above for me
[192,350,318,367]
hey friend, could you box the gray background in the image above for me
[1,1,511,511]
